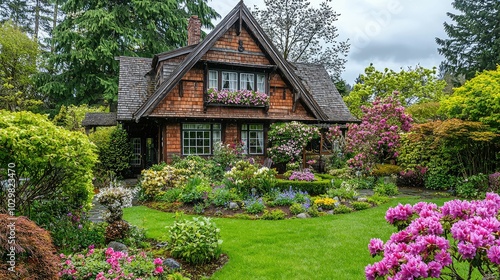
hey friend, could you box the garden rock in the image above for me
[357,197,368,202]
[107,241,128,252]
[163,258,181,270]
[229,202,239,210]
[327,210,334,215]
[297,213,310,219]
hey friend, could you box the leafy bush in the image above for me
[371,164,402,177]
[490,172,500,192]
[179,176,211,204]
[455,173,489,199]
[225,160,277,195]
[0,215,60,280]
[95,184,137,223]
[327,180,359,200]
[261,209,286,220]
[425,171,459,190]
[367,194,390,206]
[172,155,215,179]
[0,110,97,215]
[373,181,399,196]
[244,196,266,214]
[209,186,240,207]
[140,165,188,200]
[88,126,132,178]
[290,203,306,215]
[351,201,371,210]
[267,121,320,164]
[333,204,353,214]
[105,220,130,243]
[396,166,427,188]
[327,167,353,179]
[274,178,331,195]
[158,187,183,203]
[29,201,106,254]
[167,217,222,265]
[307,204,320,217]
[59,247,170,279]
[211,141,244,179]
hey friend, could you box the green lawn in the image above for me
[123,197,451,280]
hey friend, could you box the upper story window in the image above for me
[208,69,266,93]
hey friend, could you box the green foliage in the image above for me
[436,1,500,79]
[252,0,349,81]
[40,0,219,106]
[267,121,320,164]
[367,194,390,206]
[30,200,106,254]
[455,173,489,199]
[244,197,266,214]
[351,201,371,211]
[405,101,443,123]
[371,164,402,177]
[333,204,353,214]
[424,172,459,191]
[179,176,211,204]
[261,209,286,220]
[0,21,41,112]
[209,187,240,208]
[172,155,216,179]
[327,180,358,200]
[167,217,222,265]
[225,160,277,196]
[140,165,188,200]
[373,181,399,196]
[344,64,446,118]
[91,127,132,178]
[0,110,97,215]
[158,187,183,203]
[439,66,500,130]
[211,141,244,179]
[274,179,331,195]
[53,104,107,131]
[306,204,320,217]
[289,203,306,215]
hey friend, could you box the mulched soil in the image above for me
[178,254,229,280]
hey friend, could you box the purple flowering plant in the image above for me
[267,122,320,164]
[366,193,500,280]
[206,88,270,106]
[288,169,315,181]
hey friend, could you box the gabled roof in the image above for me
[82,112,117,127]
[292,63,358,123]
[133,1,329,121]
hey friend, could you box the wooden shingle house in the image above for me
[112,2,357,172]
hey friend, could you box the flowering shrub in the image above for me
[272,187,309,206]
[314,197,337,210]
[140,165,188,200]
[206,88,269,106]
[59,246,172,279]
[366,193,500,280]
[267,122,320,164]
[490,172,500,192]
[168,217,222,265]
[345,91,413,171]
[95,184,137,223]
[288,168,316,181]
[397,166,427,188]
[224,159,277,195]
[327,180,359,200]
[244,196,266,214]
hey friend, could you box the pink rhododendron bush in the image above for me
[366,193,500,279]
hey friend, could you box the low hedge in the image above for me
[275,178,332,195]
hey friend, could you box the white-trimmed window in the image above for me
[208,70,218,89]
[222,72,238,91]
[240,73,254,90]
[130,138,141,166]
[257,74,266,92]
[182,123,221,155]
[241,124,264,155]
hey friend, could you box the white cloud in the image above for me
[207,0,454,84]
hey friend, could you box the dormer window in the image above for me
[208,69,266,93]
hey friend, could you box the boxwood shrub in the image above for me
[275,178,331,195]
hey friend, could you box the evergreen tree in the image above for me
[39,0,219,108]
[436,0,500,79]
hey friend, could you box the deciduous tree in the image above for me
[252,0,349,81]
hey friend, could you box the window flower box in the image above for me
[205,88,270,107]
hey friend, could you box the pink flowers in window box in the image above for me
[206,88,270,106]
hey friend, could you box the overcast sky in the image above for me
[207,0,454,84]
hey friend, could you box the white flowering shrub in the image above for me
[224,160,277,196]
[96,183,138,223]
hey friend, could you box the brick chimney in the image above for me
[187,15,201,46]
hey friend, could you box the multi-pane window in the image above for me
[241,124,264,155]
[222,72,238,91]
[182,123,221,155]
[208,70,218,89]
[257,74,266,92]
[240,73,254,90]
[130,138,141,166]
[210,70,266,93]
